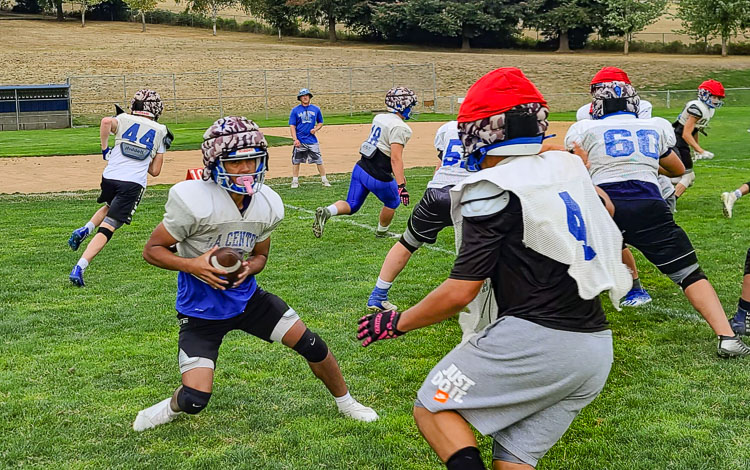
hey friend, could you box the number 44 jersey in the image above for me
[103,113,169,187]
[564,114,676,189]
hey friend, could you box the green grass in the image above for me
[0,113,458,158]
[2,102,750,468]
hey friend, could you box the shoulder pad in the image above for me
[686,103,704,118]
[460,180,510,218]
[259,185,285,220]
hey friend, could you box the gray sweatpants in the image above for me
[416,316,613,467]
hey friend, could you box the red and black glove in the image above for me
[398,184,409,206]
[357,310,405,347]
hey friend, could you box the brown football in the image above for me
[209,247,243,286]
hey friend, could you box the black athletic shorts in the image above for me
[612,198,697,275]
[672,143,693,171]
[97,178,145,225]
[405,186,454,244]
[177,288,298,366]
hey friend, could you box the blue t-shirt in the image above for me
[289,104,323,144]
[176,272,258,320]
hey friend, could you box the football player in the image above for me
[730,248,750,336]
[68,89,171,287]
[358,68,632,469]
[312,87,416,238]
[565,79,749,357]
[672,80,725,199]
[365,120,497,341]
[133,116,377,431]
[576,66,653,121]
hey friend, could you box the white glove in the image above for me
[695,150,714,160]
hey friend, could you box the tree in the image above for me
[288,0,363,42]
[240,0,299,37]
[677,0,750,56]
[124,0,158,31]
[604,0,667,54]
[179,0,237,35]
[530,0,604,51]
[71,0,106,26]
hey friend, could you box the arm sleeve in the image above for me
[449,212,507,281]
[316,107,324,124]
[162,187,199,242]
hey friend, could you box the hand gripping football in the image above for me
[209,247,243,286]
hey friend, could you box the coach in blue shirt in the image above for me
[289,88,330,188]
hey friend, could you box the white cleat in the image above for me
[337,397,379,422]
[322,180,331,187]
[722,192,736,218]
[133,397,181,432]
[291,180,300,189]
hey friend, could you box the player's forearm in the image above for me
[245,254,267,276]
[682,128,704,154]
[100,118,114,149]
[289,125,297,140]
[143,245,192,272]
[391,155,406,185]
[398,279,482,332]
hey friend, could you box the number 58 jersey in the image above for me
[102,113,168,187]
[564,115,676,188]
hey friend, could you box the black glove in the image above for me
[398,184,409,206]
[357,310,405,347]
[164,128,174,150]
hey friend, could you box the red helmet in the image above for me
[458,67,547,122]
[590,67,631,86]
[699,79,725,98]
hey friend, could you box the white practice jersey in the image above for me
[565,114,676,188]
[428,121,470,189]
[163,180,284,259]
[361,113,412,157]
[102,114,167,187]
[675,99,714,131]
[576,100,653,121]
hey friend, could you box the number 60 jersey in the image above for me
[102,113,168,188]
[564,114,676,188]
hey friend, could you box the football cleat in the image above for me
[730,309,748,336]
[291,180,299,189]
[367,287,398,312]
[721,191,736,218]
[69,265,85,287]
[133,397,182,432]
[337,397,379,422]
[620,287,652,308]
[717,335,750,358]
[312,207,331,238]
[375,228,389,238]
[322,180,331,187]
[68,226,90,251]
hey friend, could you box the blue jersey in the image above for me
[289,104,323,144]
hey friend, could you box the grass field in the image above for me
[2,102,750,468]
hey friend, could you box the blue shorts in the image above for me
[345,163,400,213]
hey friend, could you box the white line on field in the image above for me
[283,202,455,256]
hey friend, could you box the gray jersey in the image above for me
[676,99,714,131]
[360,113,412,158]
[428,121,470,189]
[565,115,676,188]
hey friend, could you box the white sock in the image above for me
[376,277,392,290]
[377,223,390,233]
[327,204,338,216]
[321,176,329,183]
[84,221,95,233]
[168,401,181,416]
[292,177,299,182]
[76,258,89,270]
[734,189,743,199]
[334,392,352,405]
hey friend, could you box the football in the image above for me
[209,247,244,286]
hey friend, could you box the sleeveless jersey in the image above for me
[450,151,631,308]
[576,99,653,121]
[428,121,470,189]
[162,180,284,320]
[675,99,714,132]
[564,114,676,189]
[103,114,168,187]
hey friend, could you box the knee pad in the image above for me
[744,248,750,276]
[102,216,123,229]
[678,267,708,290]
[293,329,328,363]
[679,171,696,188]
[176,385,212,415]
[399,226,423,253]
[97,226,114,241]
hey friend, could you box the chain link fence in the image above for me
[67,63,437,125]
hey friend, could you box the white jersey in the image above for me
[565,114,676,188]
[576,100,653,121]
[676,99,714,131]
[163,180,283,259]
[102,114,167,187]
[360,113,412,158]
[450,151,631,308]
[428,121,470,189]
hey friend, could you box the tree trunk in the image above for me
[624,33,629,55]
[212,6,217,36]
[141,11,145,32]
[461,34,470,50]
[81,4,86,27]
[556,30,570,52]
[328,12,336,42]
[55,0,63,21]
[721,34,727,57]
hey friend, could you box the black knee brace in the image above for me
[744,248,750,276]
[398,235,419,253]
[293,329,328,363]
[176,385,212,414]
[679,267,708,290]
[97,226,114,241]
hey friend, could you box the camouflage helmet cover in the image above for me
[590,81,640,119]
[385,87,418,114]
[130,89,164,120]
[201,116,268,181]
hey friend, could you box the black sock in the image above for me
[632,278,642,290]
[738,297,750,312]
[446,446,485,470]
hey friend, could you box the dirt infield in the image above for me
[0,121,572,194]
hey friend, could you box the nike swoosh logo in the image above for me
[310,338,315,346]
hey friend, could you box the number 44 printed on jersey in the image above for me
[120,122,157,161]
